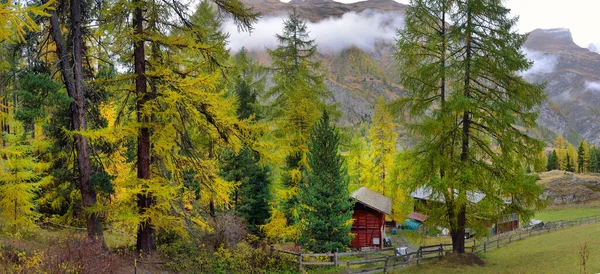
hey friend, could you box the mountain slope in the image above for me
[240,0,600,146]
[524,28,600,145]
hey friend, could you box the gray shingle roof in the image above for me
[351,187,392,215]
[411,187,486,204]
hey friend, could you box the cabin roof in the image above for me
[411,187,486,204]
[351,187,392,215]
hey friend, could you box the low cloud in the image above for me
[224,9,404,53]
[520,48,558,76]
[585,81,600,92]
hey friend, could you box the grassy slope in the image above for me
[395,221,600,274]
[535,206,600,222]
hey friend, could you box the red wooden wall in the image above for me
[350,202,384,250]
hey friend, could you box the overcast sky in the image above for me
[280,0,600,48]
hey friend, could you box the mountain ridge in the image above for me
[240,0,600,145]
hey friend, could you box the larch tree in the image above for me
[101,0,258,252]
[298,111,353,253]
[567,144,578,172]
[554,135,567,170]
[397,0,546,253]
[368,97,397,196]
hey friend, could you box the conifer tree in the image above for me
[49,0,105,242]
[567,144,578,172]
[298,111,353,253]
[100,0,258,252]
[219,149,272,235]
[547,150,558,171]
[566,153,573,172]
[266,10,330,229]
[368,97,397,196]
[397,0,546,253]
[578,142,585,173]
[554,136,567,170]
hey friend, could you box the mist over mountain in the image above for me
[224,9,405,53]
[234,0,600,145]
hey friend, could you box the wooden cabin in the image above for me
[349,187,392,250]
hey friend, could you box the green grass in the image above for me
[393,221,600,274]
[534,206,600,222]
[394,231,453,248]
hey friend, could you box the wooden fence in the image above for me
[272,214,600,273]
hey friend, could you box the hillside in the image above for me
[240,0,600,146]
[524,28,600,145]
[538,170,600,204]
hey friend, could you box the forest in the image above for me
[0,0,558,272]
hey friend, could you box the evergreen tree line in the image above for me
[546,135,600,173]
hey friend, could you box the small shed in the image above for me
[349,187,392,250]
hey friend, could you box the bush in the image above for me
[159,235,295,273]
[0,236,121,273]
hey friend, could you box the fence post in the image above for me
[383,257,389,274]
[484,242,486,252]
[509,235,512,243]
[345,261,350,274]
[334,251,338,267]
[298,254,303,273]
[439,244,443,257]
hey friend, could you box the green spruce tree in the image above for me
[219,149,272,236]
[298,111,353,253]
[566,153,573,172]
[547,150,558,171]
[267,10,331,228]
[578,142,585,173]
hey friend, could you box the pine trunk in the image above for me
[134,0,156,252]
[49,0,104,242]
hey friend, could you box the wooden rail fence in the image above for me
[271,214,600,273]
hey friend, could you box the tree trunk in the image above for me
[453,1,473,254]
[134,0,156,253]
[450,204,467,253]
[49,0,104,242]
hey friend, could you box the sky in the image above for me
[331,0,600,48]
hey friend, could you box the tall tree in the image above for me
[298,111,353,253]
[567,143,578,172]
[397,0,546,253]
[48,0,104,242]
[266,10,330,228]
[547,150,558,171]
[219,149,272,235]
[578,141,585,173]
[554,135,567,170]
[368,97,397,196]
[101,0,258,252]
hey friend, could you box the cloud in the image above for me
[585,81,600,92]
[520,48,558,76]
[224,9,404,53]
